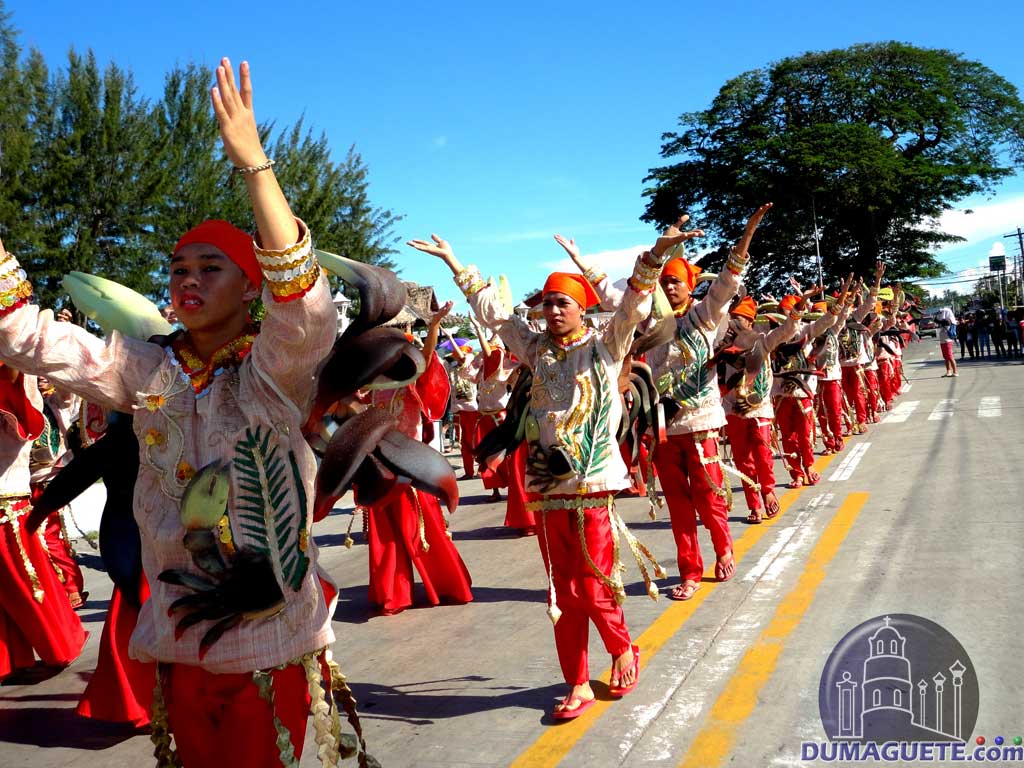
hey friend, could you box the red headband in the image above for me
[662,257,702,290]
[174,220,262,289]
[730,296,757,321]
[542,272,599,309]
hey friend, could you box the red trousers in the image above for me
[533,495,632,686]
[864,369,880,418]
[652,432,732,583]
[474,412,508,489]
[776,397,816,481]
[77,575,154,727]
[0,499,86,679]
[43,511,85,597]
[841,365,867,426]
[725,415,775,512]
[817,379,844,451]
[163,655,321,768]
[367,487,473,614]
[457,411,479,477]
[503,442,535,531]
[893,358,904,391]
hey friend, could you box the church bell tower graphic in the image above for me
[819,615,979,744]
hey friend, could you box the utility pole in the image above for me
[1004,228,1024,306]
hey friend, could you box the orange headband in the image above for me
[662,257,702,291]
[542,272,599,309]
[174,220,261,288]
[730,296,757,321]
[780,294,801,313]
[812,301,828,313]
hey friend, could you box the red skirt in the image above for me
[367,487,474,614]
[0,499,86,679]
[76,574,155,727]
[474,412,508,489]
[503,442,535,531]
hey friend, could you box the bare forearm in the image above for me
[245,171,299,250]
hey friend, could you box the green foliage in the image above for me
[0,3,400,312]
[643,42,1024,294]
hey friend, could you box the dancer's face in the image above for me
[169,244,259,334]
[542,292,584,337]
[660,275,691,309]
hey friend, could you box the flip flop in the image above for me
[715,552,736,582]
[551,694,596,721]
[609,644,641,698]
[745,509,763,524]
[668,581,701,601]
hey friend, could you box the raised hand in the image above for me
[407,234,464,275]
[553,234,581,263]
[430,300,454,327]
[735,202,773,255]
[210,58,266,169]
[56,307,73,323]
[874,260,886,284]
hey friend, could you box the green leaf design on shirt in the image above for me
[233,426,309,592]
[669,324,713,407]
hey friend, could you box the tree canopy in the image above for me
[0,3,400,311]
[642,42,1024,293]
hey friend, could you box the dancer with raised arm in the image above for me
[0,58,368,767]
[408,224,689,720]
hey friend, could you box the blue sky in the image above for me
[11,0,1024,300]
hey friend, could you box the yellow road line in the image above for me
[509,453,838,768]
[678,490,870,768]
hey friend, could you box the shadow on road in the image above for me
[351,676,565,725]
[0,705,141,749]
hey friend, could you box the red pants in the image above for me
[474,412,508,489]
[652,432,732,583]
[893,358,904,391]
[877,360,894,409]
[725,415,775,512]
[776,397,816,481]
[619,437,652,496]
[0,500,86,679]
[817,380,844,451]
[863,369,880,418]
[43,511,85,597]
[841,365,867,426]
[457,411,479,477]
[77,575,154,726]
[504,442,535,531]
[533,495,632,686]
[367,487,473,614]
[163,655,320,768]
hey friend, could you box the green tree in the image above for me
[643,42,1024,293]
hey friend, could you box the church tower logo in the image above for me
[817,615,979,743]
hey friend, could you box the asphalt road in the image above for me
[2,339,1021,768]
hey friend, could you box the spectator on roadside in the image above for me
[992,316,1006,357]
[976,312,992,357]
[936,307,959,377]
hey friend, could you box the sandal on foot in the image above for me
[668,581,701,601]
[715,552,736,582]
[806,469,821,486]
[609,645,641,698]
[746,509,763,524]
[552,694,596,721]
[763,494,781,519]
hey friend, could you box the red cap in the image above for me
[730,296,757,320]
[174,220,262,289]
[542,272,599,309]
[780,294,801,313]
[662,257,702,290]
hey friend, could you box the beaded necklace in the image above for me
[170,324,258,397]
[549,325,593,351]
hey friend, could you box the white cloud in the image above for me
[933,196,1024,248]
[988,241,1006,257]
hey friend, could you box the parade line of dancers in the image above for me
[0,58,919,767]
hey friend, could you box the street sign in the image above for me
[990,254,1006,271]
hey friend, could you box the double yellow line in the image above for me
[511,453,847,768]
